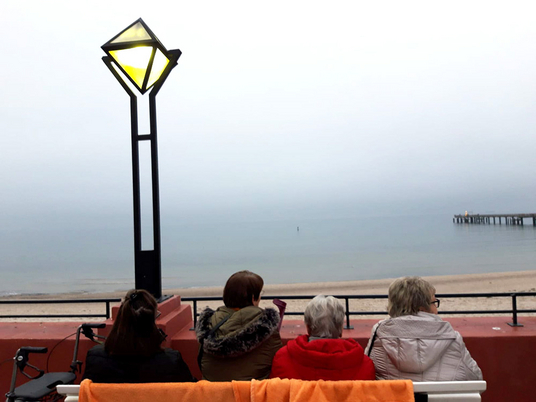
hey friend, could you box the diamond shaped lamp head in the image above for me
[102,18,172,94]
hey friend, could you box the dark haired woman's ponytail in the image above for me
[105,289,163,356]
[133,306,157,335]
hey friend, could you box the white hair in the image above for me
[304,295,344,338]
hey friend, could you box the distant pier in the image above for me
[453,213,536,225]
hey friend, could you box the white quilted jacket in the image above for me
[364,312,483,381]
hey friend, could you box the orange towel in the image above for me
[251,378,414,402]
[232,381,253,402]
[79,379,239,402]
[251,378,291,402]
[79,378,413,402]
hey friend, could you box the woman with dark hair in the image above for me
[82,289,195,383]
[365,277,482,381]
[195,270,282,381]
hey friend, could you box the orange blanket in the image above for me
[251,378,414,402]
[79,378,413,402]
[79,379,250,402]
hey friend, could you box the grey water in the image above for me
[1,213,535,296]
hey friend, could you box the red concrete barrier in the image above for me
[1,298,535,402]
[0,322,98,392]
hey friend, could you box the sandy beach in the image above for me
[2,270,536,322]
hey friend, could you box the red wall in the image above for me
[0,322,98,393]
[1,299,535,402]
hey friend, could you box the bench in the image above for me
[58,380,486,401]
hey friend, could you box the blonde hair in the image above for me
[387,277,436,317]
[304,295,345,338]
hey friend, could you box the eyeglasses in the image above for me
[156,310,161,319]
[431,299,440,308]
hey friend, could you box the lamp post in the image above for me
[101,18,181,300]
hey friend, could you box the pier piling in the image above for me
[453,213,536,226]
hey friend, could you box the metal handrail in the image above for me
[0,298,121,319]
[183,292,536,329]
[2,292,535,327]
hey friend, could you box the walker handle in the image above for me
[19,347,47,354]
[82,323,106,329]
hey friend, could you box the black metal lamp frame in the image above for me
[101,20,181,300]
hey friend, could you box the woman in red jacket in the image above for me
[270,295,375,381]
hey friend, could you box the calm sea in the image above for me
[2,213,536,296]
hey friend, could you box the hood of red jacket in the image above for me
[287,335,366,369]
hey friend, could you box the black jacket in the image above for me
[82,344,195,383]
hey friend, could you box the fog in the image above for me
[1,1,535,286]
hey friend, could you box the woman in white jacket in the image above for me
[364,277,482,381]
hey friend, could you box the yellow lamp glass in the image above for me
[109,47,153,89]
[111,22,151,44]
[102,18,179,94]
[147,48,170,88]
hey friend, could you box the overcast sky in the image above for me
[2,0,536,231]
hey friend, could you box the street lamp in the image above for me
[101,18,181,300]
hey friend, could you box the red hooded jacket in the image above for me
[270,335,375,381]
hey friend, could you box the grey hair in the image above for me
[304,295,344,338]
[387,277,436,317]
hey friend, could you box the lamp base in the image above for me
[158,294,173,303]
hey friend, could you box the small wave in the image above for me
[0,291,21,297]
